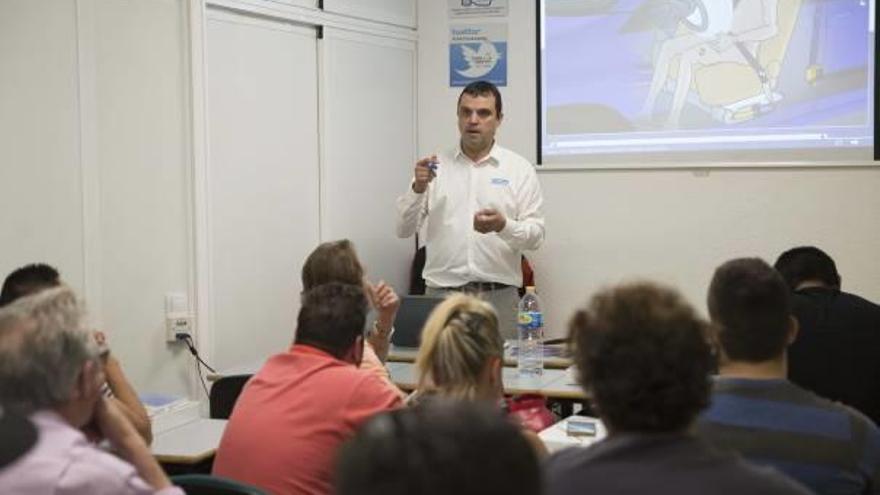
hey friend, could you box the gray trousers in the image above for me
[425,285,520,341]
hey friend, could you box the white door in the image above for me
[319,27,417,293]
[206,9,321,369]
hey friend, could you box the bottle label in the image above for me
[517,311,543,329]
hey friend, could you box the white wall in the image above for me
[2,0,419,400]
[93,0,195,394]
[196,1,418,370]
[417,0,880,337]
[320,27,417,300]
[0,1,86,293]
[204,10,322,370]
[1,0,197,397]
[323,0,415,27]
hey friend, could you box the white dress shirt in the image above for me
[396,143,544,288]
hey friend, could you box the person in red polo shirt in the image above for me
[212,283,403,495]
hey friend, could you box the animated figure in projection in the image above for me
[641,0,784,128]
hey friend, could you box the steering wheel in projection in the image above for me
[679,0,709,33]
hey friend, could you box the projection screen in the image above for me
[538,0,876,167]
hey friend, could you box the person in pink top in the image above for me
[300,239,403,397]
[0,287,182,495]
[212,283,403,495]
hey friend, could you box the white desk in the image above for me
[152,418,227,464]
[387,362,587,400]
[539,416,607,453]
[208,359,587,400]
[388,342,573,370]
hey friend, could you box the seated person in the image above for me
[335,399,541,495]
[641,0,779,127]
[0,287,181,494]
[775,246,880,426]
[545,282,810,495]
[410,293,547,455]
[301,239,401,394]
[212,283,403,495]
[698,258,880,495]
[411,293,504,403]
[0,263,151,443]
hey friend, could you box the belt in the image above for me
[446,281,512,292]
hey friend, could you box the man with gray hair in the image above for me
[0,287,182,494]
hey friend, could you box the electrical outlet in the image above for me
[166,314,193,343]
[165,292,192,343]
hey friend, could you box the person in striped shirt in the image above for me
[698,257,880,495]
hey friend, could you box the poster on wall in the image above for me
[449,24,507,87]
[448,0,508,19]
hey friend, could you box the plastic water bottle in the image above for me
[517,286,544,377]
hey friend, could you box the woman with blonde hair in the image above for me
[412,293,547,456]
[412,293,505,403]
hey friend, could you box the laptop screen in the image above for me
[390,295,446,348]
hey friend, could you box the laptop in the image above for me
[390,295,446,348]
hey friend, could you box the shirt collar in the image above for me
[455,141,501,167]
[290,342,338,360]
[29,409,81,438]
[712,375,789,388]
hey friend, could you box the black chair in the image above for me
[171,474,268,495]
[209,374,252,419]
[0,407,37,469]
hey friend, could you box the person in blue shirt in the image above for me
[698,257,880,495]
[545,281,810,495]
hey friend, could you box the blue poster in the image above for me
[449,24,507,87]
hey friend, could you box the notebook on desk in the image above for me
[390,295,446,348]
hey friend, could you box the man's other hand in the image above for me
[473,208,506,233]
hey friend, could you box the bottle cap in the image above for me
[525,286,536,293]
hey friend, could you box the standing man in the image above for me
[396,81,545,339]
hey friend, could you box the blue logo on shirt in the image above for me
[490,177,509,186]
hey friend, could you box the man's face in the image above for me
[457,93,502,152]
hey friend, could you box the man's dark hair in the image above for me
[336,399,540,495]
[568,282,712,433]
[774,246,841,291]
[0,264,61,308]
[294,283,367,358]
[708,258,792,362]
[457,81,503,117]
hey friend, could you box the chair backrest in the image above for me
[693,0,803,106]
[209,374,252,419]
[171,474,268,495]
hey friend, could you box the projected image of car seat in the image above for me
[642,0,801,127]
[691,0,802,124]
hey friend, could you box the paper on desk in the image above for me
[140,393,189,418]
[506,343,568,358]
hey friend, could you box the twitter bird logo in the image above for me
[455,41,500,79]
